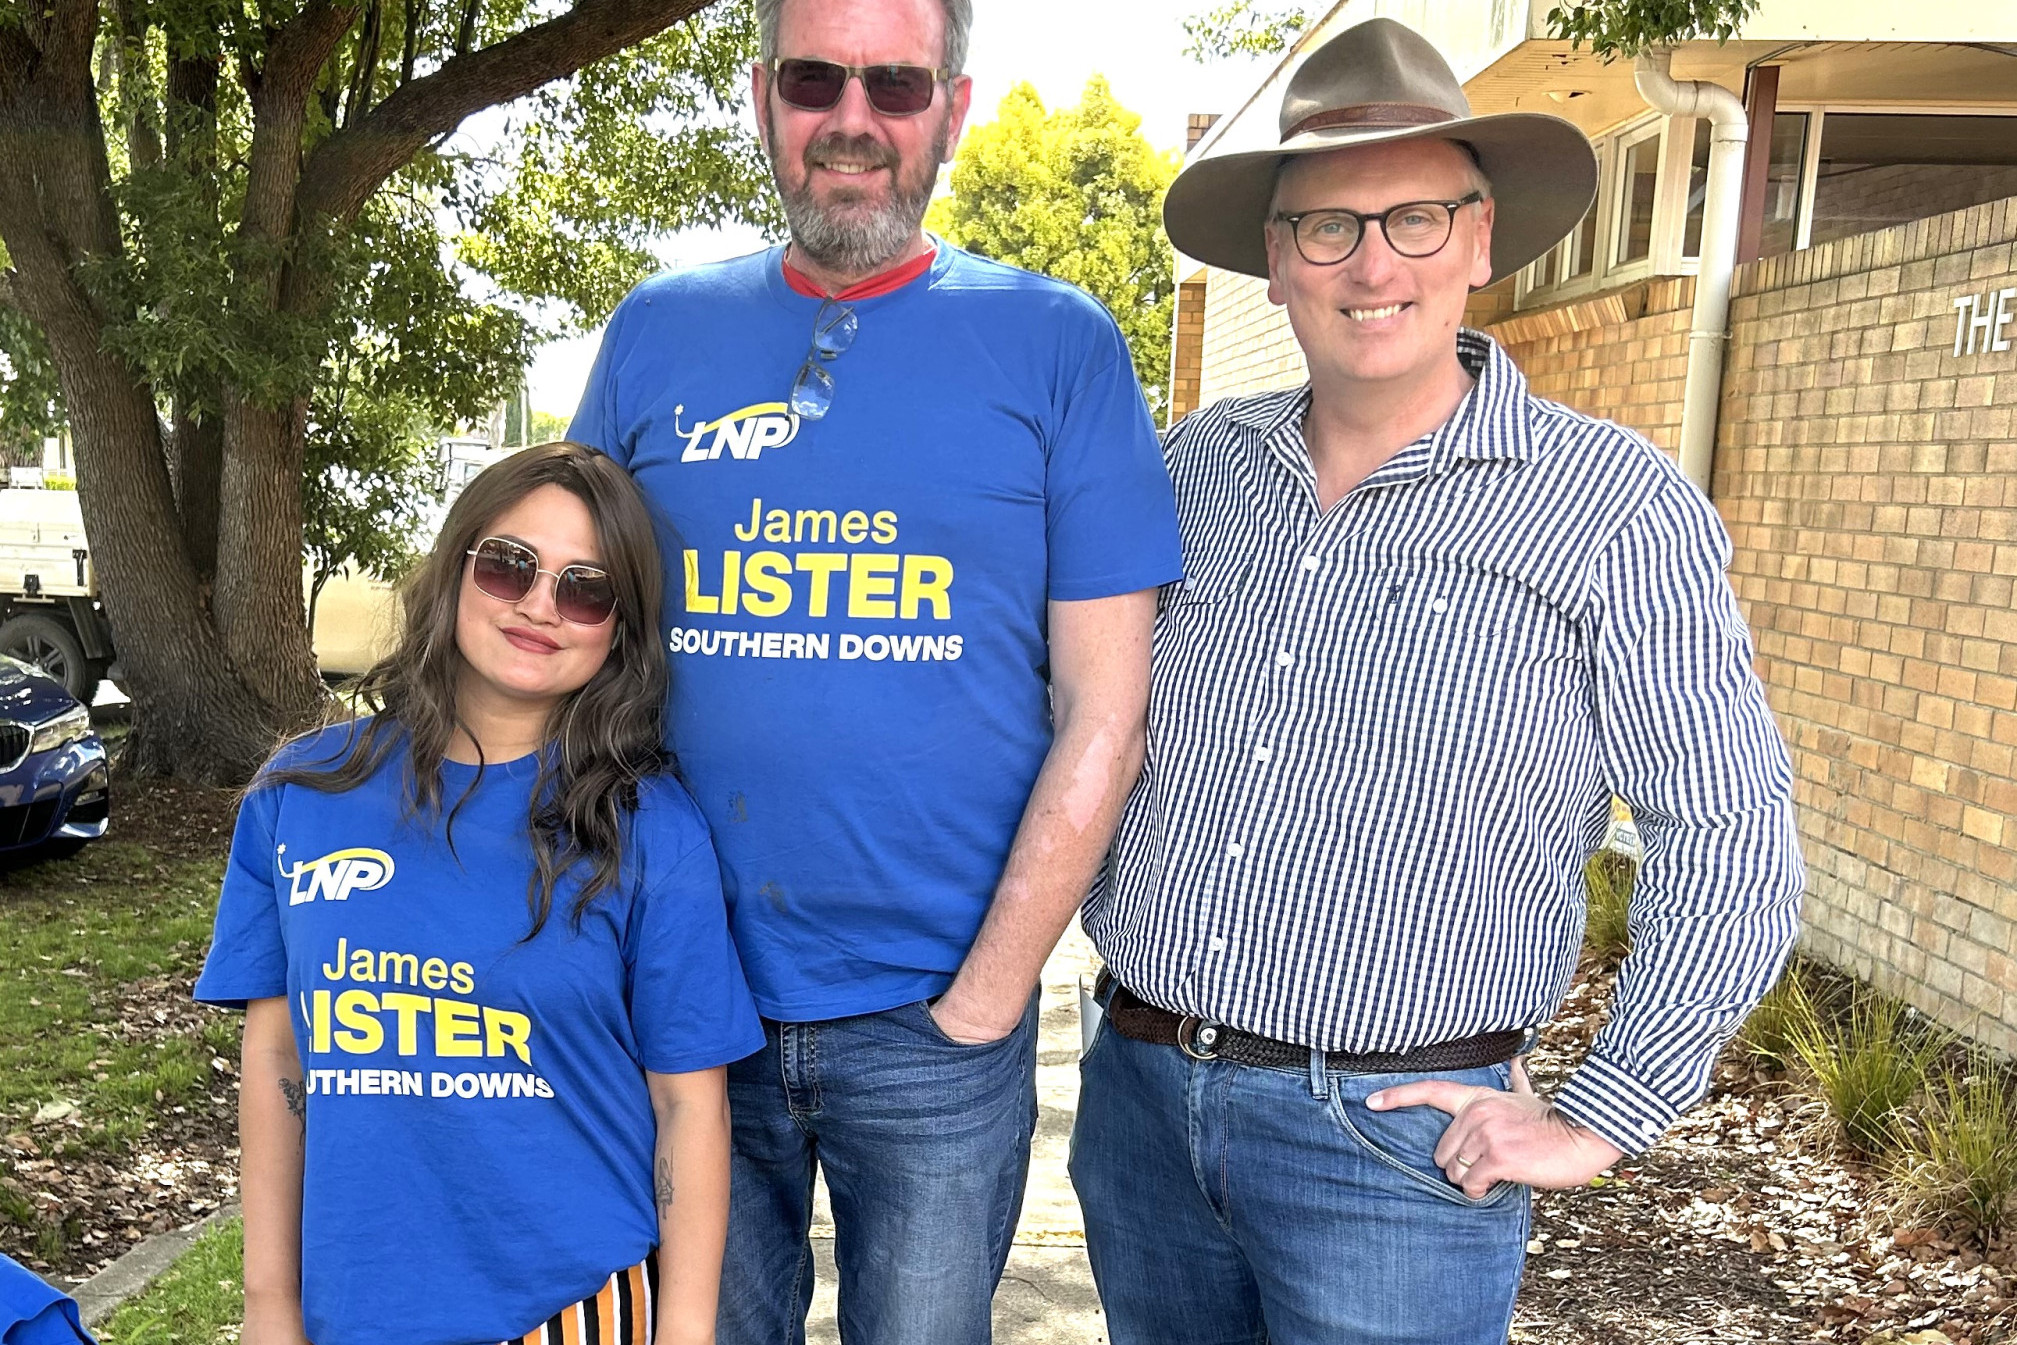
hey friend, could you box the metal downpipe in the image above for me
[1633,48,1748,496]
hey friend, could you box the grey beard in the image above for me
[768,116,948,276]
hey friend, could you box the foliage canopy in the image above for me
[0,0,776,778]
[927,78,1180,422]
[1181,0,1763,63]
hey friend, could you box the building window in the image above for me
[1682,119,1712,258]
[1566,200,1599,280]
[1757,112,1809,259]
[1615,128,1661,264]
[1807,112,2017,248]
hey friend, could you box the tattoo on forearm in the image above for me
[655,1154,675,1217]
[279,1077,306,1128]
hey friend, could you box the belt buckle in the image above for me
[1176,1014,1224,1061]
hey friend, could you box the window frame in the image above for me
[1768,103,2017,254]
[1513,103,2017,311]
[1515,111,1683,310]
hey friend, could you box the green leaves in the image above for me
[304,184,536,593]
[1181,2,1310,62]
[0,304,63,466]
[1545,0,1760,61]
[455,3,783,330]
[928,78,1181,422]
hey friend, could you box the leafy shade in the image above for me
[0,304,59,467]
[927,79,1180,422]
[1182,2,1311,62]
[458,4,784,328]
[0,0,775,782]
[1546,0,1761,61]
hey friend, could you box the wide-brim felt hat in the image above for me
[1164,17,1599,285]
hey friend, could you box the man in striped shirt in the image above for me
[1071,19,1803,1345]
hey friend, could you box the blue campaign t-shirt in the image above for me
[570,244,1183,1020]
[193,727,763,1345]
[0,1255,89,1345]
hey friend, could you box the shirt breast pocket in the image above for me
[1373,568,1576,688]
[1160,552,1250,613]
[1151,555,1252,693]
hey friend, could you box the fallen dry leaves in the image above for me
[0,965,239,1288]
[1514,963,2012,1345]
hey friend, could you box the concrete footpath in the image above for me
[803,924,1107,1345]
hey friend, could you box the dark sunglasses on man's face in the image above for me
[465,536,618,627]
[769,57,946,117]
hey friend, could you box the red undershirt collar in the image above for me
[782,245,937,300]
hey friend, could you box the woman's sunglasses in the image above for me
[768,57,947,117]
[465,536,618,627]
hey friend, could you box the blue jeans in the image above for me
[717,995,1039,1345]
[1070,1010,1531,1345]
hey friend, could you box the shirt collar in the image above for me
[1437,328,1538,466]
[1232,328,1540,468]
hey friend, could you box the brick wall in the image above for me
[1811,164,2017,251]
[1196,269,1306,406]
[1717,197,2017,1054]
[1484,278,1693,457]
[1168,278,1208,422]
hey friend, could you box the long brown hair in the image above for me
[262,441,670,938]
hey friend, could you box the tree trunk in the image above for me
[169,400,223,581]
[216,390,325,716]
[0,17,298,782]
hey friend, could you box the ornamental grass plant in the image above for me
[1581,850,1635,963]
[1885,1061,2017,1238]
[1736,962,1821,1066]
[1789,991,1947,1160]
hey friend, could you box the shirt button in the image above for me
[1430,597,1449,614]
[1208,936,1227,952]
[1254,745,1272,763]
[1225,841,1244,859]
[1301,555,1320,572]
[1274,650,1294,669]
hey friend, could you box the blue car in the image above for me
[0,654,109,858]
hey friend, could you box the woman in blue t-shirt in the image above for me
[197,442,762,1345]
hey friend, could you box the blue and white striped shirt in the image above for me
[1085,330,1804,1154]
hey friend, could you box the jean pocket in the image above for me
[908,998,1021,1050]
[1326,1065,1524,1210]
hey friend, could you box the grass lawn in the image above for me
[0,775,239,1276]
[94,1218,244,1345]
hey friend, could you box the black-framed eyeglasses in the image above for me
[1273,192,1485,266]
[768,58,948,117]
[465,536,618,626]
[790,298,858,420]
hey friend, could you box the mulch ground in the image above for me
[4,775,242,1288]
[1516,964,2013,1345]
[10,967,239,1288]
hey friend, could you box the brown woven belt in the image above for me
[1097,974,1528,1074]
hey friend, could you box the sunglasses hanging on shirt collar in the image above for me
[790,299,858,420]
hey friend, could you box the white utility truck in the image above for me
[0,481,397,700]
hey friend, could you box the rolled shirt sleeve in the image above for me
[1552,478,1805,1154]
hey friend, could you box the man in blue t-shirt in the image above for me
[568,0,1182,1340]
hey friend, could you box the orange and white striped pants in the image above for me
[506,1257,656,1345]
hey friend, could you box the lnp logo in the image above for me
[676,402,802,463]
[280,844,396,906]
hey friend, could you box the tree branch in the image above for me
[297,0,717,227]
[400,0,426,86]
[240,2,361,247]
